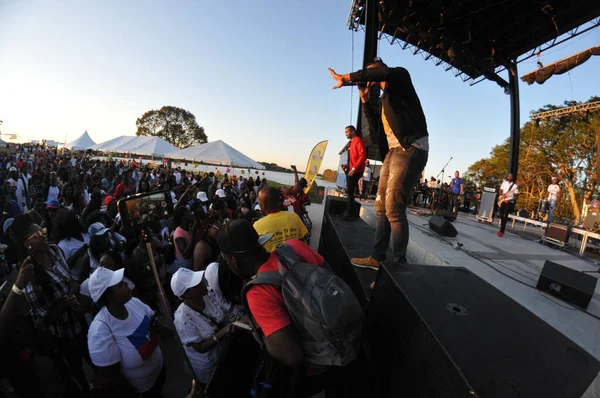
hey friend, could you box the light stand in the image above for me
[430,156,452,214]
[142,229,201,386]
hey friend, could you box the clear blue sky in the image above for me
[1,0,599,182]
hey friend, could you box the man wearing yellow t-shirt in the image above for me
[253,187,308,252]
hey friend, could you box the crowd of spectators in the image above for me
[0,147,330,398]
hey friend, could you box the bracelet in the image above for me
[12,284,23,295]
[212,334,220,344]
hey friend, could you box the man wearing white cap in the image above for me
[214,188,226,200]
[547,177,560,222]
[171,268,246,386]
[87,267,165,396]
[196,191,209,213]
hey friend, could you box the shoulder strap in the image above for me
[241,271,283,350]
[274,243,301,275]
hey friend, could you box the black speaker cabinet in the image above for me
[367,263,600,398]
[544,222,571,244]
[429,215,458,237]
[324,195,361,217]
[434,209,455,221]
[536,260,598,309]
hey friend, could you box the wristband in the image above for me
[212,334,220,344]
[12,284,23,295]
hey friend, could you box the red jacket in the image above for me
[348,136,366,175]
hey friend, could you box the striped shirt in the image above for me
[23,245,83,339]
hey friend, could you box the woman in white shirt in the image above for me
[87,267,164,397]
[54,209,90,280]
[171,265,247,386]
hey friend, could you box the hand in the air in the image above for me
[328,68,344,89]
[15,259,35,290]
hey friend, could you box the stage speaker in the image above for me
[367,263,600,398]
[434,209,455,221]
[429,215,458,237]
[324,195,361,217]
[544,222,571,244]
[536,260,597,309]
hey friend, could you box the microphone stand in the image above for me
[431,157,453,214]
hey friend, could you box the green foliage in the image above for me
[465,96,599,222]
[136,106,207,148]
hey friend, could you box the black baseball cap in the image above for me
[299,177,308,188]
[217,219,272,254]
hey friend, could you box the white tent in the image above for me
[91,136,138,153]
[124,136,179,157]
[64,130,96,151]
[165,140,265,169]
[91,135,179,157]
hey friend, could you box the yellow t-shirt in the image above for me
[253,211,308,252]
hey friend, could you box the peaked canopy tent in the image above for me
[165,140,265,170]
[348,0,600,176]
[91,135,179,157]
[63,130,96,151]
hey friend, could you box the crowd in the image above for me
[0,146,329,398]
[1,56,431,398]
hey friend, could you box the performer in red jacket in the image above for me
[341,125,366,220]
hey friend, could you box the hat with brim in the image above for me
[89,267,125,303]
[215,189,226,198]
[197,191,208,202]
[88,222,110,237]
[170,269,205,298]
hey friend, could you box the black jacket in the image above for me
[350,65,428,160]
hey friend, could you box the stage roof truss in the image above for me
[348,0,600,87]
[531,101,600,121]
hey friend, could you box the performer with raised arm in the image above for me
[329,58,428,269]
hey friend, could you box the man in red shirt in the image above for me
[341,125,366,221]
[218,219,340,396]
[114,172,135,199]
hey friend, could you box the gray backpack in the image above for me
[242,243,364,367]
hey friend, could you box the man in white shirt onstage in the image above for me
[547,176,560,222]
[497,173,519,238]
[360,160,373,200]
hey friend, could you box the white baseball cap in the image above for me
[9,167,17,172]
[197,191,208,202]
[215,189,226,198]
[89,267,125,303]
[170,268,205,298]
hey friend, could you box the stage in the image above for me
[319,191,600,397]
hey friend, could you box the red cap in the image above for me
[104,195,115,206]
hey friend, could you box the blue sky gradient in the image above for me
[1,0,598,181]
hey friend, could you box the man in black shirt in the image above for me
[329,59,429,269]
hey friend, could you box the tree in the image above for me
[136,106,207,148]
[464,96,599,222]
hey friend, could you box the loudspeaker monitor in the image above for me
[536,260,597,309]
[544,222,571,244]
[367,263,600,397]
[324,195,361,217]
[434,209,455,221]
[429,215,458,237]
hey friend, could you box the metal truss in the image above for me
[531,101,600,120]
[347,0,600,88]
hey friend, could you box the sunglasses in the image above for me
[25,228,47,243]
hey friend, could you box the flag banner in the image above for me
[303,140,328,194]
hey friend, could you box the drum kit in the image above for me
[583,200,600,233]
[534,199,550,221]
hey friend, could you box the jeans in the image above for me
[361,180,371,198]
[548,200,556,221]
[499,201,515,233]
[451,193,461,218]
[346,174,360,214]
[372,147,428,263]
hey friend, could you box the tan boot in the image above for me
[350,256,381,270]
